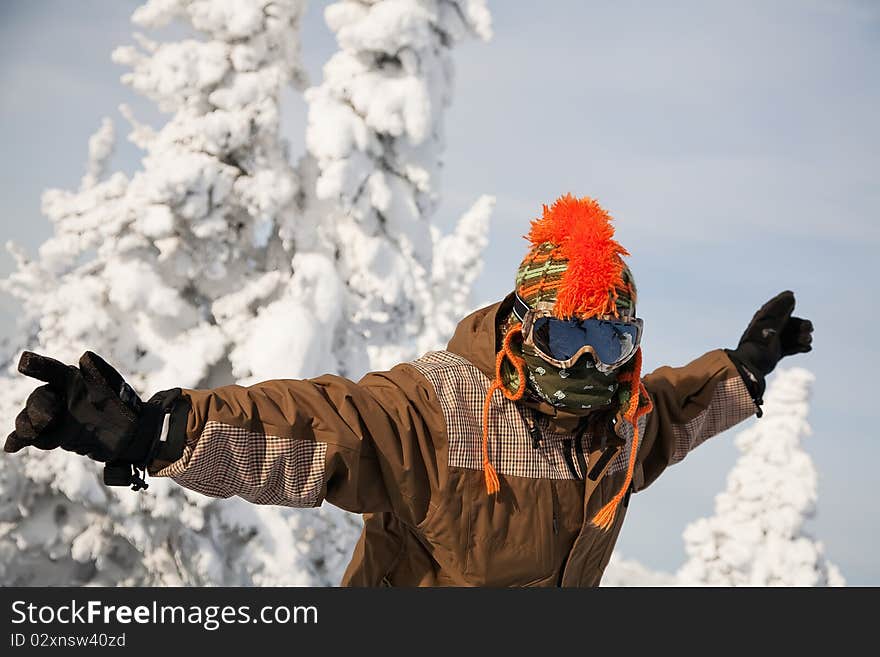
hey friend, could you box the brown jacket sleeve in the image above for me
[147,363,446,525]
[633,349,757,493]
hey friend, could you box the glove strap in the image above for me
[103,462,149,491]
[104,389,189,491]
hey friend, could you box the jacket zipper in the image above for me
[531,417,560,534]
[556,434,586,585]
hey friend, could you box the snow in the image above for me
[424,194,494,349]
[600,553,676,587]
[227,260,344,384]
[303,0,494,374]
[0,0,493,586]
[137,205,175,238]
[81,118,115,190]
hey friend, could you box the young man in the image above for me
[5,194,813,586]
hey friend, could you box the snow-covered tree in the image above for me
[600,553,675,587]
[259,0,494,579]
[0,0,492,586]
[302,0,493,371]
[676,367,844,586]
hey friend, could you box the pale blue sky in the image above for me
[1,1,878,583]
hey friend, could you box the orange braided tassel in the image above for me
[480,325,527,494]
[481,379,502,494]
[591,347,653,530]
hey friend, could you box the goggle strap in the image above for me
[512,292,531,323]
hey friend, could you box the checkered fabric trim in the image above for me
[607,414,647,475]
[154,421,326,508]
[411,351,637,480]
[669,375,755,465]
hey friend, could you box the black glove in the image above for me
[726,290,813,416]
[4,351,187,490]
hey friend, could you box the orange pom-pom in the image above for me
[525,194,629,319]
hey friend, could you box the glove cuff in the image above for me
[725,348,766,417]
[144,389,190,468]
[105,390,189,489]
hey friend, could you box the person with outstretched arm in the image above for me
[5,194,813,586]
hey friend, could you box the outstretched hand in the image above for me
[734,290,813,377]
[5,351,144,463]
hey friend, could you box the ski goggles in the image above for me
[513,293,643,372]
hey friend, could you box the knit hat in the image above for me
[514,194,637,318]
[482,194,652,532]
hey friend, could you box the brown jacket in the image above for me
[150,294,756,586]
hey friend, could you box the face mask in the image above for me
[518,343,620,413]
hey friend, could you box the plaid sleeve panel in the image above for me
[668,374,756,465]
[153,420,327,508]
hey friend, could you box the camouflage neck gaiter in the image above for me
[519,344,620,413]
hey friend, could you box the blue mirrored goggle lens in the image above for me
[532,317,639,365]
